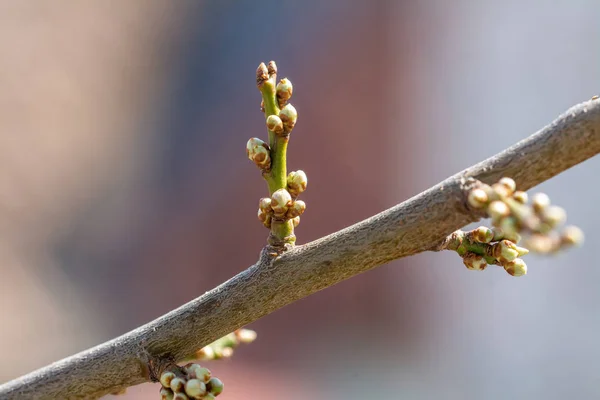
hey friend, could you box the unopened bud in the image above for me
[562,225,584,247]
[257,209,271,228]
[498,177,516,195]
[266,115,284,134]
[488,200,510,221]
[286,200,306,219]
[463,253,487,271]
[276,78,293,107]
[532,193,551,213]
[161,371,176,389]
[469,226,494,243]
[503,258,527,277]
[160,388,175,400]
[512,191,528,204]
[271,188,293,216]
[279,103,298,132]
[494,240,519,263]
[173,393,190,400]
[543,205,566,228]
[246,138,271,169]
[187,364,211,383]
[526,234,557,253]
[235,329,257,344]
[185,379,207,399]
[468,188,489,208]
[492,183,511,198]
[259,198,272,214]
[267,60,277,77]
[196,346,214,360]
[170,377,186,393]
[291,216,300,227]
[256,63,269,87]
[287,170,307,196]
[207,377,224,396]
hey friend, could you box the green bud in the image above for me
[276,78,293,107]
[170,377,186,393]
[184,379,207,399]
[286,200,306,219]
[160,387,174,400]
[259,198,273,214]
[287,170,308,196]
[187,364,211,383]
[207,377,224,396]
[246,138,271,169]
[470,226,494,243]
[488,200,510,221]
[173,393,190,400]
[512,191,528,204]
[498,177,516,195]
[463,253,487,271]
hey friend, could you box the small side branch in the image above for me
[1,99,599,399]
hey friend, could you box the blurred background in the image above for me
[1,1,599,399]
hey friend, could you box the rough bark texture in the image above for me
[1,99,599,399]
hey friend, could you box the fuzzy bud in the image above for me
[246,138,270,169]
[463,253,487,271]
[562,225,584,247]
[185,379,207,399]
[271,189,293,216]
[279,103,298,132]
[291,216,300,227]
[512,191,528,204]
[257,209,271,228]
[160,371,176,389]
[160,387,175,400]
[266,114,284,135]
[503,258,527,277]
[468,188,489,208]
[532,193,551,213]
[276,78,293,107]
[256,63,269,87]
[488,200,510,221]
[498,177,516,195]
[173,393,190,400]
[207,377,224,396]
[267,60,277,77]
[170,378,186,393]
[287,170,308,196]
[286,200,306,219]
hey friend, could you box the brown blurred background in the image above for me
[1,1,599,399]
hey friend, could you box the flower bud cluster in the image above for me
[159,364,223,400]
[467,177,583,254]
[193,329,258,361]
[257,186,307,229]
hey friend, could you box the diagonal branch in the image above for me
[1,99,599,399]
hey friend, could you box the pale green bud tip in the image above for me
[468,188,488,208]
[287,170,308,195]
[173,393,190,400]
[488,200,510,220]
[562,225,584,247]
[504,258,527,277]
[532,193,551,212]
[246,138,270,168]
[271,189,293,215]
[160,371,176,389]
[184,379,207,399]
[498,177,516,195]
[279,103,298,132]
[235,328,257,344]
[266,114,284,134]
[207,377,224,396]
[160,387,174,400]
[513,191,528,204]
[496,240,519,262]
[170,377,186,393]
[292,216,301,227]
[463,253,487,271]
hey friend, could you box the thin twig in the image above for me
[1,99,599,399]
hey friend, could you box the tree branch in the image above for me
[2,99,599,399]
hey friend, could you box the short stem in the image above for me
[260,81,294,243]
